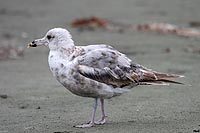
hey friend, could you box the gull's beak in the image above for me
[27,38,47,48]
[27,41,37,48]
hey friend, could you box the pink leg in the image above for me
[74,98,98,128]
[95,99,106,125]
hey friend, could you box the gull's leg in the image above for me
[74,98,98,128]
[95,98,106,125]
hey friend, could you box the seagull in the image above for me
[28,28,184,128]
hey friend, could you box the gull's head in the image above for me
[28,28,74,50]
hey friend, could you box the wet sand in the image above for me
[0,0,200,132]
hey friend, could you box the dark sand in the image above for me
[0,0,200,132]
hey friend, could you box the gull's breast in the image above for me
[48,52,115,98]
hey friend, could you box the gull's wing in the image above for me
[76,45,149,87]
[76,45,183,88]
[78,44,133,69]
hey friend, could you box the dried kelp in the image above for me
[71,17,200,38]
[136,22,200,38]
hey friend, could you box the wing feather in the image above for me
[76,44,183,88]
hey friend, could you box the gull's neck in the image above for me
[59,39,75,56]
[49,38,75,61]
[54,37,75,51]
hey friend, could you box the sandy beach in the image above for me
[0,0,200,132]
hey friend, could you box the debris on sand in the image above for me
[163,48,171,53]
[71,17,200,38]
[18,103,29,109]
[71,16,128,32]
[189,21,200,27]
[71,16,109,29]
[193,129,200,132]
[0,45,24,60]
[0,94,8,99]
[136,22,200,38]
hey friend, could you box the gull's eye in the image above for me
[47,35,54,41]
[47,35,52,40]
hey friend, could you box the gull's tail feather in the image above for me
[153,71,184,79]
[157,79,184,84]
[135,68,184,86]
[139,79,184,85]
